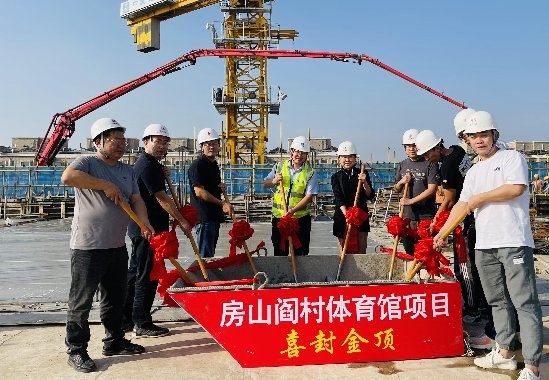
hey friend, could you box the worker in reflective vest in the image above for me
[263,136,319,256]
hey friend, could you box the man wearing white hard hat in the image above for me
[394,129,440,256]
[263,136,319,256]
[188,127,233,257]
[434,111,542,380]
[123,124,191,338]
[415,129,481,324]
[62,118,152,372]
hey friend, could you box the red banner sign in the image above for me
[169,281,463,368]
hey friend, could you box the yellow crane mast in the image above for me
[120,0,298,164]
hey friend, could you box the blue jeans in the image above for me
[65,247,128,353]
[475,246,543,367]
[123,237,158,328]
[196,221,220,258]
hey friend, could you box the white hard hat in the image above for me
[90,118,125,140]
[197,127,220,145]
[464,111,498,135]
[337,141,357,156]
[415,129,442,155]
[453,108,476,136]
[402,129,419,145]
[142,123,170,140]
[290,136,310,153]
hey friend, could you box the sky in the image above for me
[1,0,548,163]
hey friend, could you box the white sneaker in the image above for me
[473,347,517,370]
[518,368,540,380]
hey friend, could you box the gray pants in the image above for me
[475,246,543,367]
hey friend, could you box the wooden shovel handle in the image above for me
[118,199,195,286]
[164,174,209,281]
[222,189,258,275]
[388,181,409,279]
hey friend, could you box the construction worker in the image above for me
[122,124,191,338]
[531,173,543,194]
[263,135,319,256]
[331,140,375,254]
[188,128,233,258]
[415,128,483,325]
[62,118,151,373]
[434,111,542,380]
[394,129,440,255]
[543,175,549,194]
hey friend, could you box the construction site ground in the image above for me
[1,218,548,379]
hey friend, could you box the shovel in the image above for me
[164,175,209,281]
[279,180,298,283]
[388,181,409,280]
[118,199,196,286]
[222,189,258,275]
[404,209,469,280]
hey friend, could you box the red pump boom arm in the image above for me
[35,48,466,166]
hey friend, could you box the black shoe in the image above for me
[68,351,96,373]
[133,323,170,338]
[102,338,145,356]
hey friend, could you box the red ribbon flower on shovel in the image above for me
[149,230,179,281]
[277,214,302,250]
[413,237,453,278]
[386,215,412,237]
[345,207,368,253]
[228,220,254,256]
[157,270,181,307]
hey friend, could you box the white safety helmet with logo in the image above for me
[142,123,170,141]
[197,127,220,146]
[337,141,357,156]
[90,118,125,141]
[415,129,442,156]
[402,129,419,145]
[290,136,310,153]
[464,111,499,140]
[453,108,476,136]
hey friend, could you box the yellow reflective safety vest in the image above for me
[272,160,314,218]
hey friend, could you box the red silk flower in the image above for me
[149,230,179,281]
[432,210,450,232]
[157,269,181,307]
[276,214,302,251]
[345,207,369,226]
[417,219,433,238]
[180,204,199,227]
[413,237,452,277]
[386,215,411,237]
[454,226,467,264]
[228,220,254,256]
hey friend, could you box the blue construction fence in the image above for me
[167,163,399,200]
[1,159,548,200]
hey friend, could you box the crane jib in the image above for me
[35,48,466,166]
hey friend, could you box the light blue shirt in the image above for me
[264,160,319,195]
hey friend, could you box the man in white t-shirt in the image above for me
[434,111,542,380]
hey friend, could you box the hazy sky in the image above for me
[1,1,547,163]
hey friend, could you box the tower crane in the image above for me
[120,0,298,164]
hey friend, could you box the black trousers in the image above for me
[123,236,158,328]
[65,247,128,353]
[271,214,312,256]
